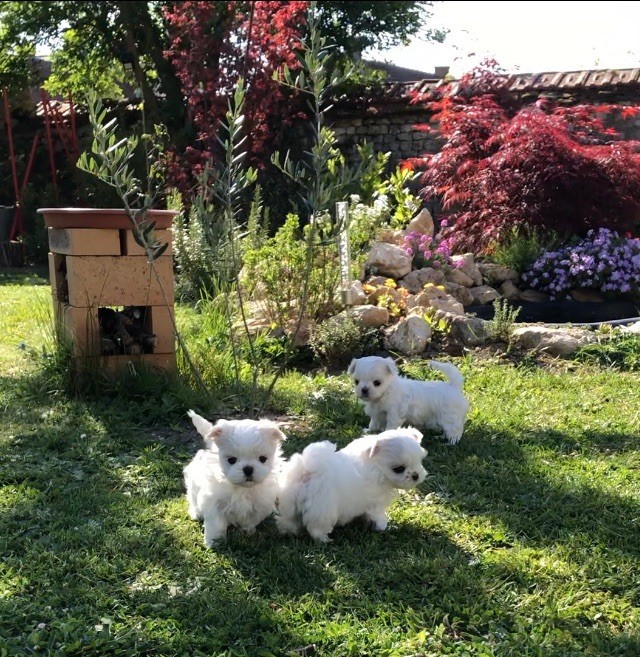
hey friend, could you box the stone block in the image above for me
[65,254,173,307]
[48,227,120,256]
[122,229,173,256]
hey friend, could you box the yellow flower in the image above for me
[385,278,397,289]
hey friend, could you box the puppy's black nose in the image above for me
[412,473,419,481]
[243,466,254,477]
[361,387,369,397]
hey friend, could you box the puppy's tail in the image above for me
[429,360,464,389]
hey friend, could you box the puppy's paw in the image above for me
[204,533,226,547]
[308,528,333,543]
[366,512,388,531]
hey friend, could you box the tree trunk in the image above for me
[115,1,161,125]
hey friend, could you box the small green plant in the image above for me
[243,213,340,326]
[172,171,253,301]
[386,165,421,228]
[423,307,452,339]
[487,298,521,343]
[574,329,640,371]
[488,225,559,275]
[309,314,381,368]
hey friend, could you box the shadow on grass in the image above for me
[2,367,640,656]
[425,422,640,560]
[0,266,49,287]
[1,415,307,656]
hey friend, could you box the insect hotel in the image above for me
[40,208,177,373]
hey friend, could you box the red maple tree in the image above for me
[407,62,640,253]
[164,0,309,195]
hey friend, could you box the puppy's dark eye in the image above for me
[392,465,406,474]
[227,457,237,465]
[373,380,381,387]
[355,379,359,385]
[258,456,268,463]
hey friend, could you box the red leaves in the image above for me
[410,64,640,253]
[163,1,309,195]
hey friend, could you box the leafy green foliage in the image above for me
[3,276,640,657]
[487,298,521,343]
[309,314,381,369]
[574,328,640,371]
[45,28,126,100]
[314,1,445,56]
[77,92,169,261]
[243,213,339,326]
[0,1,183,120]
[488,225,560,275]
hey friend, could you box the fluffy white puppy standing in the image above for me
[184,410,286,546]
[348,356,469,444]
[276,427,427,542]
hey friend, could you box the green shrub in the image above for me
[487,298,521,343]
[574,329,640,371]
[309,314,381,369]
[488,225,559,275]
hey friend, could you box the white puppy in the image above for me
[184,410,286,546]
[276,427,427,542]
[348,356,469,444]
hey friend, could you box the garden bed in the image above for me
[465,299,640,324]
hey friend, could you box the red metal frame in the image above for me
[2,87,80,240]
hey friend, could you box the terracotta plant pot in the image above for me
[38,207,178,230]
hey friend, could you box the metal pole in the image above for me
[336,201,352,308]
[40,89,60,205]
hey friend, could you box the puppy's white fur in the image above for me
[276,427,427,542]
[184,410,285,546]
[348,356,469,444]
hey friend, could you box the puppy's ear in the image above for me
[188,410,227,448]
[258,420,287,444]
[347,359,357,376]
[404,427,424,444]
[385,358,399,376]
[368,439,381,458]
[188,410,215,438]
[207,420,229,448]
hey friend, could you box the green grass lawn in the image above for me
[1,270,639,656]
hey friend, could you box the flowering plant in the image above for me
[401,225,457,271]
[522,228,640,300]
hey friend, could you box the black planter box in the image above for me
[465,300,640,324]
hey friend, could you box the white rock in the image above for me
[620,321,640,334]
[408,286,465,316]
[469,285,501,305]
[477,263,519,285]
[366,242,412,279]
[378,228,405,246]
[500,280,521,302]
[444,281,475,306]
[450,253,483,286]
[431,310,491,347]
[383,315,431,355]
[511,326,597,357]
[348,280,367,305]
[404,208,434,238]
[446,267,475,287]
[350,304,390,328]
[398,267,446,293]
